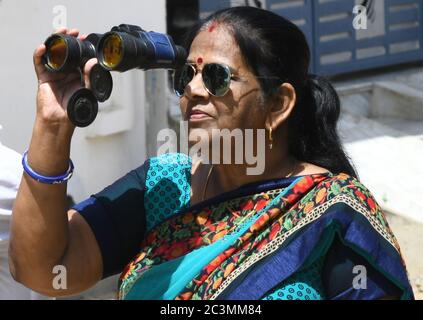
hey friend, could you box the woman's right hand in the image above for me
[9,29,104,296]
[33,28,97,133]
[28,28,99,177]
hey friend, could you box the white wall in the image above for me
[0,0,168,202]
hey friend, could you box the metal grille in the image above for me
[199,0,423,76]
[314,0,423,75]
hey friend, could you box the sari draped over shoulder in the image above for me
[117,171,414,300]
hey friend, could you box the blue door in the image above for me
[199,0,423,76]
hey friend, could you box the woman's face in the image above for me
[179,24,268,144]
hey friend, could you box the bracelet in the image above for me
[22,150,74,184]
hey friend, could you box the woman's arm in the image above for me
[8,28,103,297]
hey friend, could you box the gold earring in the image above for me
[268,127,273,150]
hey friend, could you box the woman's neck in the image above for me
[202,140,298,199]
[190,136,329,203]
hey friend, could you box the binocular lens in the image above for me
[46,37,67,71]
[90,64,113,102]
[102,34,123,69]
[67,88,98,127]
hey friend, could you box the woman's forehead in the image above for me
[188,27,242,67]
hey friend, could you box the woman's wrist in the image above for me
[27,118,74,176]
[34,115,75,138]
[23,150,74,184]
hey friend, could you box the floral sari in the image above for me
[117,171,414,300]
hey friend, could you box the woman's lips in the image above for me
[188,110,213,121]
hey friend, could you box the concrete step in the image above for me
[336,81,423,224]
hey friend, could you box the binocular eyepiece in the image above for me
[43,24,187,127]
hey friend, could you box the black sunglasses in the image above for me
[174,62,284,98]
[174,62,236,97]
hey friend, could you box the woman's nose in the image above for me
[185,73,209,100]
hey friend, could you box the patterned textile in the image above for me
[262,256,326,300]
[144,154,191,231]
[117,161,414,300]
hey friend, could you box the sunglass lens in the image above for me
[174,64,195,97]
[203,63,231,96]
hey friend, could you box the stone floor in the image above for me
[387,212,423,299]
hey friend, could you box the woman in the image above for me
[10,7,413,300]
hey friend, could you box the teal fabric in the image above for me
[125,227,248,300]
[125,176,304,300]
[262,256,326,300]
[144,153,191,231]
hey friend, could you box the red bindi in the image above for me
[208,21,218,33]
[197,57,203,65]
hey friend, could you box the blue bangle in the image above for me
[22,151,74,184]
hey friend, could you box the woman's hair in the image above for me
[183,6,357,178]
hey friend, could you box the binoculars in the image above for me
[43,24,187,127]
